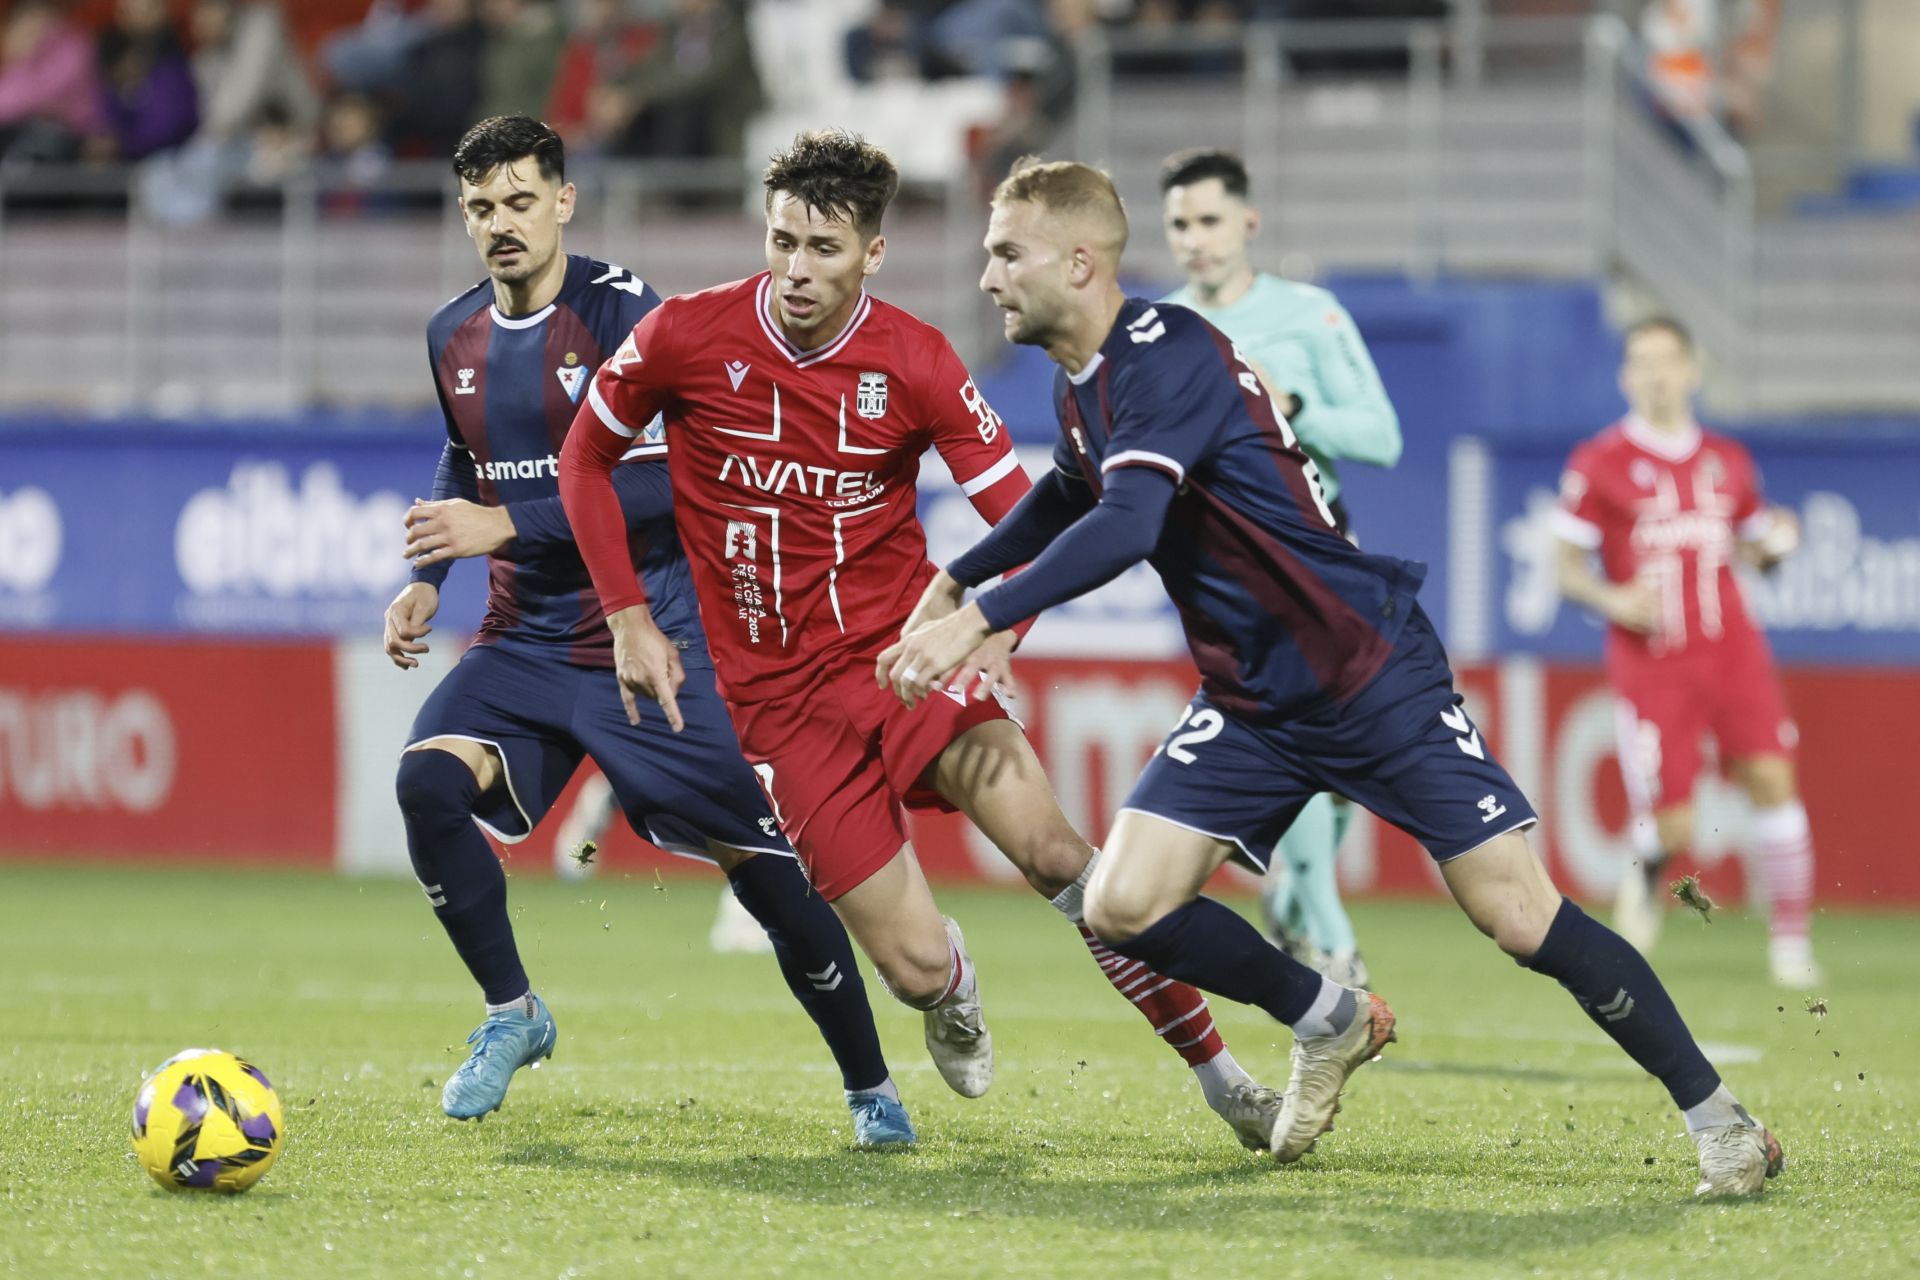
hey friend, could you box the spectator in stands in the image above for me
[926,0,1051,81]
[0,0,102,168]
[845,0,973,83]
[478,0,564,122]
[546,0,655,149]
[316,90,394,213]
[968,0,1083,189]
[189,0,317,149]
[90,0,200,163]
[322,0,433,97]
[600,0,762,160]
[140,1,318,224]
[389,0,485,156]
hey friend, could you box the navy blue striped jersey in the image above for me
[425,254,702,667]
[1053,297,1427,719]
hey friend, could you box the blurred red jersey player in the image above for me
[1554,315,1819,987]
[559,130,1286,1150]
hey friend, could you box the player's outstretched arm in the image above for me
[945,468,1095,593]
[880,467,1174,706]
[559,379,685,730]
[407,462,675,570]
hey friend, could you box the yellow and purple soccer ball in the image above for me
[131,1048,285,1193]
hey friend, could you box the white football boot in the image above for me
[1271,991,1397,1163]
[922,917,993,1099]
[1692,1118,1785,1197]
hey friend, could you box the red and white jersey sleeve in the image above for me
[1552,438,1611,552]
[559,299,679,615]
[916,340,1029,524]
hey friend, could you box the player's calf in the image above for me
[396,747,530,1009]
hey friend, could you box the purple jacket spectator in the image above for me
[95,4,200,161]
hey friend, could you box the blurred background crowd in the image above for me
[0,0,1804,219]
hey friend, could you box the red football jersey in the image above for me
[1553,416,1775,661]
[561,274,1029,705]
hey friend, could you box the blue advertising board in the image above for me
[2,423,1914,665]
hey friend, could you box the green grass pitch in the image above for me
[5,862,1916,1279]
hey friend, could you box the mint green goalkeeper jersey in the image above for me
[1162,273,1401,506]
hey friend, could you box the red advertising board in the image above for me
[0,637,336,863]
[873,659,1915,908]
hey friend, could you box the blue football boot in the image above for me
[441,994,558,1120]
[847,1091,917,1148]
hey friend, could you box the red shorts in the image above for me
[727,668,1015,900]
[1610,630,1796,813]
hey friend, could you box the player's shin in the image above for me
[1093,894,1355,1037]
[1518,896,1726,1112]
[396,750,530,1007]
[1053,852,1240,1085]
[724,853,892,1096]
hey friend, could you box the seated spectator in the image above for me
[321,0,432,97]
[317,91,395,214]
[189,0,317,147]
[478,0,564,123]
[0,0,102,168]
[845,0,939,84]
[602,0,763,161]
[90,0,199,163]
[388,0,485,157]
[140,1,318,225]
[546,0,656,151]
[926,0,1049,81]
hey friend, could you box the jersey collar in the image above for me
[755,274,872,368]
[490,302,555,330]
[1623,414,1702,462]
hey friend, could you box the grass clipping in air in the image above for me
[1669,873,1714,922]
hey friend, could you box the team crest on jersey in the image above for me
[555,361,588,403]
[855,372,889,419]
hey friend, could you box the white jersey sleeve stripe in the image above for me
[1549,506,1603,549]
[958,450,1022,496]
[620,444,668,462]
[587,380,640,439]
[1101,449,1185,484]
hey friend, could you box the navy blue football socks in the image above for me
[1102,896,1326,1027]
[397,749,531,1007]
[726,853,890,1094]
[1521,897,1721,1109]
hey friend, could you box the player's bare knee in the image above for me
[875,936,958,1007]
[1014,829,1090,899]
[1082,880,1169,946]
[1737,755,1797,808]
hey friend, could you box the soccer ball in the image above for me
[131,1048,285,1193]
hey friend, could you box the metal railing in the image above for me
[1071,11,1919,415]
[0,158,993,415]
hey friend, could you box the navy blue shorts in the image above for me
[1122,604,1537,870]
[404,643,792,861]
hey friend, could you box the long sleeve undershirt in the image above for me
[409,442,672,588]
[968,466,1177,633]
